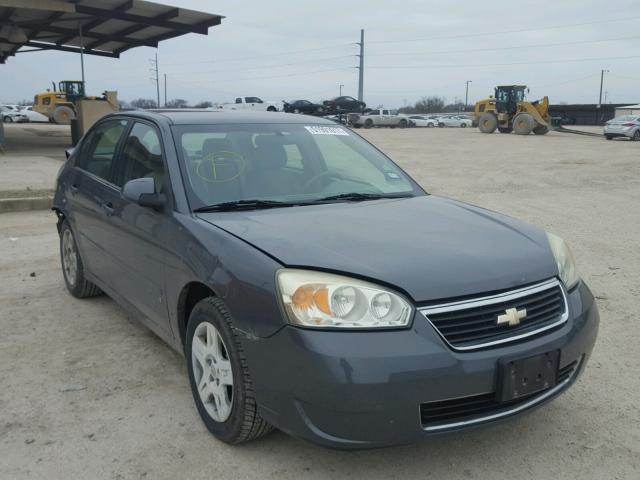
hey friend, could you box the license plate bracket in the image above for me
[498,350,559,402]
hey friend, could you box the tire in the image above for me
[513,113,535,135]
[364,118,374,129]
[605,135,613,140]
[498,127,513,134]
[59,221,102,298]
[438,122,445,128]
[293,109,300,114]
[266,106,277,112]
[533,126,549,135]
[478,113,498,133]
[633,130,640,141]
[4,116,13,123]
[427,122,434,128]
[460,123,467,128]
[186,297,273,444]
[399,119,407,129]
[53,106,74,125]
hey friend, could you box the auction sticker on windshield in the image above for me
[304,126,350,135]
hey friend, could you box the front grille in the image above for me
[420,360,578,428]
[420,279,568,350]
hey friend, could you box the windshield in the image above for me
[172,123,423,210]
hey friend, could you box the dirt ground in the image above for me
[1,126,639,479]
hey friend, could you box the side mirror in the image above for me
[123,177,165,210]
[65,147,75,160]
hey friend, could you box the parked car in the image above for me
[322,95,366,113]
[1,105,29,123]
[214,96,282,112]
[22,105,49,122]
[407,115,439,128]
[604,115,640,141]
[283,99,325,115]
[349,109,408,128]
[437,115,473,128]
[53,110,598,448]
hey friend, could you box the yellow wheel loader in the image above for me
[33,80,90,125]
[474,85,550,135]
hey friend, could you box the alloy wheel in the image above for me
[61,229,78,287]
[191,322,234,422]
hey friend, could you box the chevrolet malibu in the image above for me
[53,110,599,448]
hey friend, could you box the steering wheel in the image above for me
[302,171,347,192]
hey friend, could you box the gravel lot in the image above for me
[1,126,638,479]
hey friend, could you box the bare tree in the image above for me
[166,98,189,108]
[130,98,158,109]
[194,101,213,108]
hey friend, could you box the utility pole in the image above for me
[339,84,344,96]
[164,74,167,107]
[465,80,472,111]
[149,53,160,108]
[357,29,364,102]
[598,69,609,108]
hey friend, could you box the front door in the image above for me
[108,121,172,333]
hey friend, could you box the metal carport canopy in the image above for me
[0,0,224,64]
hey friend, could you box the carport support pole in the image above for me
[79,23,85,88]
[357,29,364,102]
[155,52,161,108]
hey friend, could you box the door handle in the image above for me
[101,202,114,217]
[70,184,79,195]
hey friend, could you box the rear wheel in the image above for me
[59,221,102,298]
[460,123,467,128]
[364,118,374,129]
[53,106,74,125]
[399,119,407,129]
[513,113,535,135]
[438,122,445,128]
[4,116,13,123]
[533,125,549,135]
[478,113,498,133]
[605,135,613,140]
[186,297,273,444]
[427,122,434,128]
[266,106,277,112]
[498,127,513,134]
[633,130,640,141]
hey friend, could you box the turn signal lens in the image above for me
[277,269,413,329]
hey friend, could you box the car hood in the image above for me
[197,196,558,302]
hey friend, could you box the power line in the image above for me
[368,15,640,45]
[367,35,640,57]
[163,55,354,76]
[367,54,640,70]
[161,42,356,68]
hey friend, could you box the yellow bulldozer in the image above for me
[33,80,89,125]
[474,85,551,135]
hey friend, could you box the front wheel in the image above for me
[460,123,467,128]
[186,297,273,444]
[266,106,277,112]
[633,130,640,141]
[364,118,374,129]
[4,116,13,123]
[605,135,613,140]
[399,119,407,129]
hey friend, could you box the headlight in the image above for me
[276,269,412,329]
[546,232,580,289]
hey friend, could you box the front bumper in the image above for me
[242,281,599,448]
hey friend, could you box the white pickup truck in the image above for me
[348,109,409,128]
[214,96,282,112]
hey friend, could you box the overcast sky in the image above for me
[2,0,640,107]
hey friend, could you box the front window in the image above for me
[172,123,422,209]
[245,97,263,104]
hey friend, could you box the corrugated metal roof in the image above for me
[0,0,223,64]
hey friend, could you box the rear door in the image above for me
[108,121,173,333]
[71,118,129,287]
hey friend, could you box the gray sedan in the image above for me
[604,115,640,140]
[53,110,599,448]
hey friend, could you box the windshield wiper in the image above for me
[193,199,294,212]
[313,192,414,203]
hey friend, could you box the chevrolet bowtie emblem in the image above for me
[497,307,527,327]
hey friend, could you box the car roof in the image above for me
[110,109,337,125]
